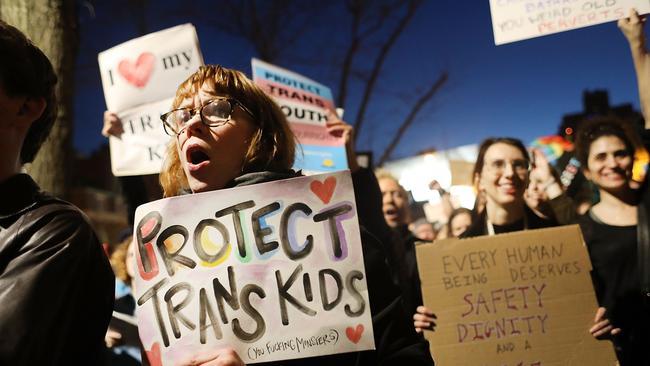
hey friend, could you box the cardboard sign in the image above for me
[449,160,475,187]
[132,171,374,364]
[98,24,203,176]
[416,226,617,365]
[252,58,348,174]
[489,0,650,45]
[108,98,172,176]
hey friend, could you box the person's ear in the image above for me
[474,172,485,192]
[582,168,592,181]
[18,97,47,124]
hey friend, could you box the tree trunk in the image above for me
[0,0,77,197]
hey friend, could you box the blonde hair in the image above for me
[159,65,296,197]
[109,238,132,284]
[375,170,407,196]
[374,169,397,182]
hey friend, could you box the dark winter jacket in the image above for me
[0,174,115,365]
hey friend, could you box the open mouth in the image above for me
[190,150,209,165]
[384,207,396,216]
[186,145,210,168]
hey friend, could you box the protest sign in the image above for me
[98,24,203,176]
[416,226,617,365]
[449,160,475,186]
[252,58,348,174]
[98,24,203,112]
[489,0,650,45]
[108,98,172,176]
[132,171,374,364]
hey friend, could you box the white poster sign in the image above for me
[490,0,650,45]
[98,24,203,176]
[252,58,348,174]
[132,171,375,364]
[109,98,173,176]
[98,24,203,112]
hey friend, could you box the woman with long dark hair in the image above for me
[461,137,556,237]
[413,137,557,335]
[575,118,650,365]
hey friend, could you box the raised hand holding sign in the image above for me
[98,24,204,176]
[132,171,375,364]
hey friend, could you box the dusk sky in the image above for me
[73,0,644,163]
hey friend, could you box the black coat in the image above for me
[0,174,115,365]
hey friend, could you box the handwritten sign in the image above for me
[490,0,650,45]
[132,171,374,364]
[98,24,203,176]
[98,24,203,112]
[416,226,617,365]
[108,98,172,176]
[252,58,348,174]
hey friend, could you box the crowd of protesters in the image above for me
[2,8,650,366]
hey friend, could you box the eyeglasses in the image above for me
[160,97,254,136]
[484,159,530,175]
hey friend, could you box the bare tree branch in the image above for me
[198,0,327,63]
[185,0,447,160]
[336,0,362,108]
[377,71,448,166]
[337,0,403,109]
[352,0,422,142]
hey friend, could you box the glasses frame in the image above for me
[483,158,531,175]
[160,97,255,136]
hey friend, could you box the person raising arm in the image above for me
[619,8,650,128]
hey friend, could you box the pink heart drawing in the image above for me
[145,342,162,366]
[346,324,364,344]
[118,52,155,88]
[310,176,337,204]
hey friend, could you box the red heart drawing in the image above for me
[310,176,337,204]
[118,52,155,88]
[346,324,364,344]
[145,342,162,366]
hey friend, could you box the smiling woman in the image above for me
[574,117,650,365]
[460,137,557,238]
[414,137,558,337]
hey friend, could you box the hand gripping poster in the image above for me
[251,58,348,174]
[416,226,617,365]
[132,171,374,364]
[98,24,204,176]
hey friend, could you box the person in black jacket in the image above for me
[573,10,650,363]
[574,117,650,365]
[148,64,433,366]
[375,172,428,331]
[0,20,115,364]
